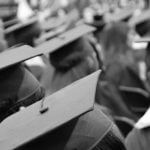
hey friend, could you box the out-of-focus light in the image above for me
[60,0,69,7]
[17,0,34,21]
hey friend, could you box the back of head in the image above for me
[135,19,150,37]
[50,37,95,72]
[101,22,130,54]
[15,22,42,46]
[0,64,45,121]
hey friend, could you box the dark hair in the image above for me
[15,22,42,46]
[50,37,94,72]
[101,22,130,54]
[93,130,126,150]
[0,65,45,122]
[135,20,150,37]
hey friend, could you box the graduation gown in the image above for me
[96,54,145,120]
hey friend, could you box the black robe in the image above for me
[16,104,124,150]
[96,54,146,121]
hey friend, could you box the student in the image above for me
[96,22,144,121]
[48,37,99,93]
[0,46,45,122]
[5,18,42,47]
[0,72,126,150]
[39,25,100,95]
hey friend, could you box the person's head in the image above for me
[50,36,98,72]
[15,22,42,46]
[0,64,45,121]
[100,22,130,62]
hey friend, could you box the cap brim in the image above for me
[0,45,42,70]
[5,17,38,34]
[106,6,136,22]
[37,24,96,54]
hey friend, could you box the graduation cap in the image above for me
[0,70,102,150]
[0,45,43,70]
[4,17,42,47]
[41,8,79,33]
[4,17,38,34]
[36,22,70,43]
[129,10,150,36]
[36,24,96,54]
[105,6,136,23]
[41,17,66,32]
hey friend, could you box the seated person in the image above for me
[40,36,99,95]
[0,64,45,122]
[96,22,145,121]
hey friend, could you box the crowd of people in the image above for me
[0,0,150,149]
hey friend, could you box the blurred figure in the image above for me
[0,64,45,122]
[14,21,42,46]
[40,37,99,95]
[96,22,144,121]
[0,0,18,21]
[126,107,150,150]
[16,0,34,21]
[0,36,45,121]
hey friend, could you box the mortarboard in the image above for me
[0,70,101,150]
[0,25,95,71]
[0,45,43,70]
[41,8,79,33]
[4,18,19,28]
[4,17,38,35]
[36,24,96,54]
[36,22,70,43]
[0,1,18,19]
[41,17,65,32]
[105,6,136,23]
[4,17,42,47]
